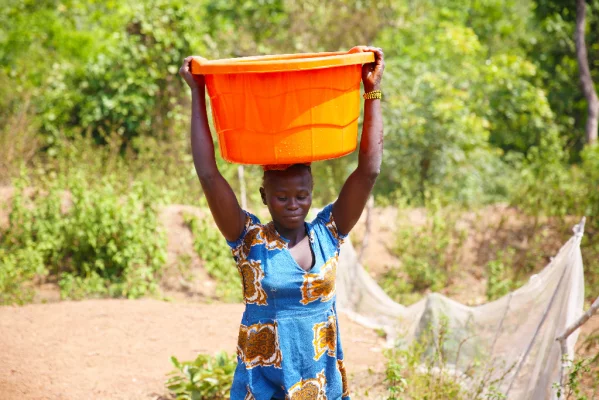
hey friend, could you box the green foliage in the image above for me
[554,357,599,400]
[184,214,242,302]
[1,174,167,302]
[41,0,202,146]
[485,249,517,301]
[166,352,236,400]
[0,246,46,305]
[1,0,204,150]
[509,131,581,218]
[579,146,599,225]
[381,199,467,305]
[532,0,599,156]
[509,138,599,299]
[386,319,510,400]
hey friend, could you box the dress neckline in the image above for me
[268,221,316,273]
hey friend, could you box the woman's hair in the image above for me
[261,163,313,188]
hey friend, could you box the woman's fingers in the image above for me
[180,56,208,90]
[359,46,384,89]
[180,56,206,76]
[179,56,193,77]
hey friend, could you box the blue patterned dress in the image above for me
[227,204,350,400]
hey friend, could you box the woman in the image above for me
[179,46,384,400]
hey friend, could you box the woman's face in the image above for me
[260,167,313,231]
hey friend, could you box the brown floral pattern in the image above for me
[231,214,262,260]
[238,226,262,260]
[238,259,268,305]
[300,255,337,305]
[312,315,337,360]
[237,322,283,369]
[325,212,345,245]
[337,359,349,397]
[232,218,287,261]
[287,370,328,400]
[262,222,287,251]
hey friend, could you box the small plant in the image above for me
[554,356,599,400]
[385,319,511,400]
[184,213,242,302]
[176,254,194,283]
[0,246,46,305]
[166,352,237,400]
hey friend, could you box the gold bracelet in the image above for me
[363,90,382,100]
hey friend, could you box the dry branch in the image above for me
[556,295,599,389]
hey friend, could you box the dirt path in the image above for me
[0,299,386,400]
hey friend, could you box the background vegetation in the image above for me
[1,0,599,397]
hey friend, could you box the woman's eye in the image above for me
[297,196,307,200]
[277,197,287,201]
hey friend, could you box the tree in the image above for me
[575,0,599,145]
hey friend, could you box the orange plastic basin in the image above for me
[191,49,374,165]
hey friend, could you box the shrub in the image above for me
[554,356,599,400]
[485,248,517,301]
[0,246,46,305]
[381,198,467,305]
[58,177,167,299]
[1,174,167,302]
[166,352,237,400]
[184,214,242,302]
[386,320,511,400]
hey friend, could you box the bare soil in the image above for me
[0,300,386,400]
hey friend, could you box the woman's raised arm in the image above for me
[333,47,385,235]
[179,56,246,242]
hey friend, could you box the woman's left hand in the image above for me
[354,46,385,93]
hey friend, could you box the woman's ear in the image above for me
[259,187,267,205]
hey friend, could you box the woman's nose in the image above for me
[288,199,299,210]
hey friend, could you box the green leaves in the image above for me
[166,352,237,400]
[381,201,467,305]
[184,214,241,302]
[0,173,167,303]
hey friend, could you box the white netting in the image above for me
[336,219,586,399]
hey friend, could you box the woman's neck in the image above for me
[272,221,307,248]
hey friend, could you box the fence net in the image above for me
[336,219,586,399]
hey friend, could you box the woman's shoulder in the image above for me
[309,203,347,247]
[226,210,263,250]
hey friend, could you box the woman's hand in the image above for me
[355,46,385,93]
[179,56,206,92]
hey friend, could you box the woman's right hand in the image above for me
[179,56,206,92]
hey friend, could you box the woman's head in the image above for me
[260,164,313,231]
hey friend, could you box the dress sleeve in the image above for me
[313,203,348,250]
[226,210,261,251]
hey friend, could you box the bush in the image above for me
[1,174,167,302]
[0,246,46,305]
[485,249,517,302]
[509,137,599,302]
[554,356,599,400]
[184,214,241,302]
[166,352,237,400]
[381,198,467,305]
[386,319,512,400]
